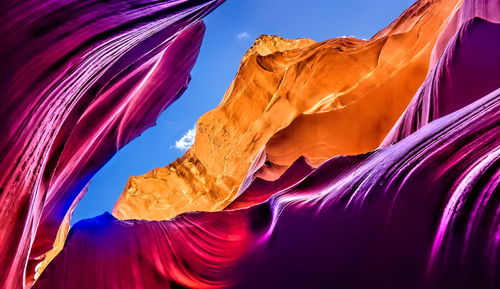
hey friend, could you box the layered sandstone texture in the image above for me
[114,0,463,220]
[0,1,223,288]
[36,0,500,287]
[3,0,500,288]
[36,90,500,289]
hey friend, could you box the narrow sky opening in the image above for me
[71,0,415,224]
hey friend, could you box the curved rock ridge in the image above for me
[241,34,316,61]
[382,0,500,145]
[236,0,500,211]
[114,0,462,220]
[226,156,313,210]
[0,1,223,288]
[35,87,500,288]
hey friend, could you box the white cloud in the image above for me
[237,32,250,40]
[172,127,196,151]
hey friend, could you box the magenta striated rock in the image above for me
[3,0,499,288]
[34,0,500,283]
[0,1,223,288]
[229,90,500,289]
[226,156,314,210]
[381,0,500,146]
[35,88,500,289]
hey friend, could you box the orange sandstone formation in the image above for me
[113,0,462,220]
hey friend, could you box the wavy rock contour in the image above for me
[36,88,500,289]
[0,1,223,288]
[114,0,463,220]
[35,0,500,288]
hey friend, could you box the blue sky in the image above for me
[72,0,415,223]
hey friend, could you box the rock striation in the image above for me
[114,0,463,221]
[34,0,500,288]
[36,87,500,289]
[0,1,223,288]
[3,0,499,288]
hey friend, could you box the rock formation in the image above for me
[2,0,499,288]
[35,87,500,289]
[114,0,463,221]
[0,1,223,288]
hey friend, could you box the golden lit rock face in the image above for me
[113,0,462,221]
[241,35,316,61]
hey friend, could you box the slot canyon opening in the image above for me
[71,0,415,225]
